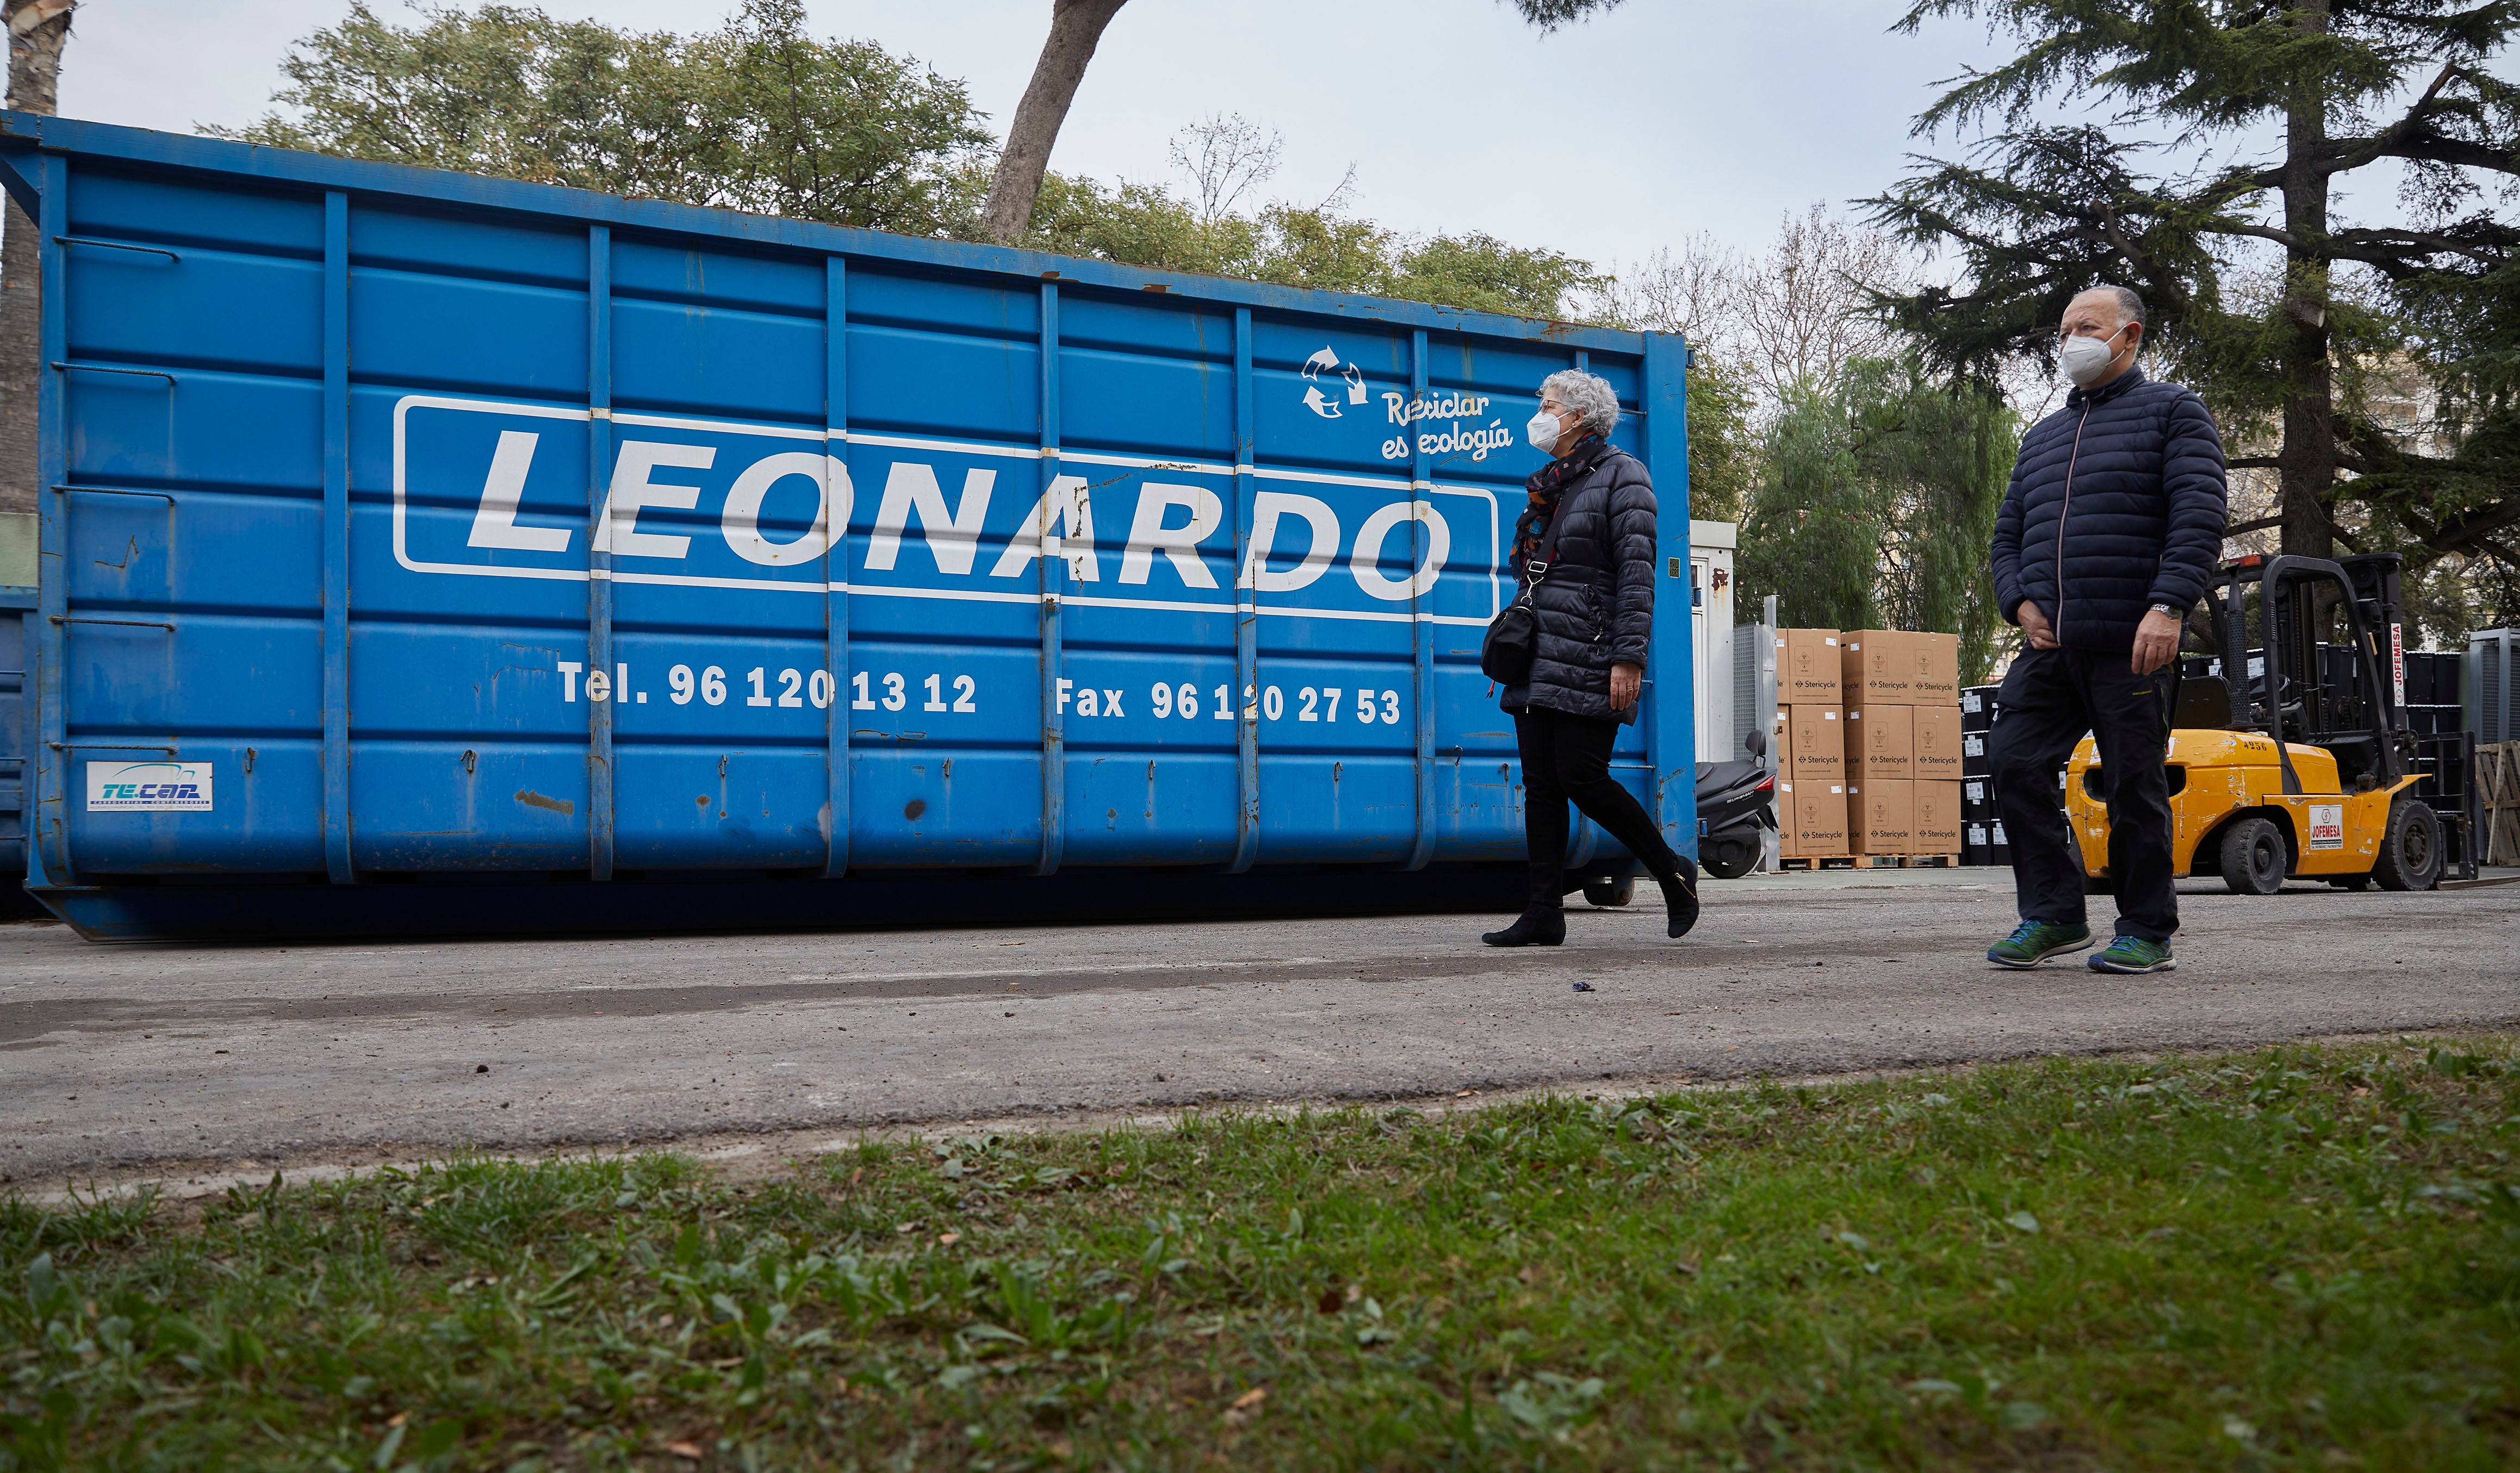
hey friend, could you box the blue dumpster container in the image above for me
[2,114,1694,940]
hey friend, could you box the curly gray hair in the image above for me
[1538,369,1620,437]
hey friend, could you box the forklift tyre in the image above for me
[1582,875,1637,908]
[2372,796,2444,893]
[2218,816,2289,896]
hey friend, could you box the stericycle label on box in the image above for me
[86,760,213,812]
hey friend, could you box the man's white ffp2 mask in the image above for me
[2059,324,2130,388]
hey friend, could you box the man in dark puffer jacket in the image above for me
[1985,285,2227,975]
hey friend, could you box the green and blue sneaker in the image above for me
[2088,935,2176,974]
[1987,918,2093,968]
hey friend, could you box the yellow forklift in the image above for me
[2063,552,2464,894]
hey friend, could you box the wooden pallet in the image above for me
[2482,741,2520,869]
[1774,853,1959,871]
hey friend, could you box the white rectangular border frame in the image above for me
[390,394,1504,625]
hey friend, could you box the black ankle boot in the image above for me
[1481,907,1566,947]
[1659,855,1702,939]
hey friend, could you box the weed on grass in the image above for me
[3,1036,2517,1470]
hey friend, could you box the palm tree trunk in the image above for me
[977,0,1127,245]
[1,1,76,520]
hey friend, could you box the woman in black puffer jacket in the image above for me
[1483,370,1700,947]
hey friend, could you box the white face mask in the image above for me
[2058,323,2130,387]
[1526,408,1569,452]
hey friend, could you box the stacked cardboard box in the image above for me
[1773,629,1848,859]
[1774,627,1964,860]
[1842,630,1963,857]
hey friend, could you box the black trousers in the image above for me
[1989,645,2178,942]
[1514,708,1683,909]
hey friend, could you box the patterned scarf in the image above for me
[1511,434,1610,567]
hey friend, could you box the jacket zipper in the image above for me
[2054,400,2091,643]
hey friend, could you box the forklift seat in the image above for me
[2172,674,2236,732]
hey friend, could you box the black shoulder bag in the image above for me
[1479,492,1573,683]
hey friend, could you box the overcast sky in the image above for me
[51,1,2504,280]
[57,0,2031,271]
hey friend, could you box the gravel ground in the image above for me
[4,869,2515,1187]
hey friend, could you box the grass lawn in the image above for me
[4,1035,2517,1471]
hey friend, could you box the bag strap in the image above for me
[1512,509,1566,606]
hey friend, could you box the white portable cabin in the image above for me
[1688,521,1737,766]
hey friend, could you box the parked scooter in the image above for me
[1572,729,1778,905]
[1695,728,1778,879]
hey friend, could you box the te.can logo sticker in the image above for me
[2307,803,2344,851]
[86,761,213,812]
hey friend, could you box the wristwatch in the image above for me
[2149,603,2177,617]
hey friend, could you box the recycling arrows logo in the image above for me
[1300,346,1368,419]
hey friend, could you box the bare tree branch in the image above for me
[1168,113,1280,229]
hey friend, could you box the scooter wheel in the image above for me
[1582,875,1637,908]
[1701,837,1759,880]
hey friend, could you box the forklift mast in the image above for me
[2337,553,2410,720]
[2208,552,2411,795]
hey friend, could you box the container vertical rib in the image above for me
[1033,281,1064,876]
[823,256,851,878]
[1404,330,1436,871]
[30,153,67,884]
[585,226,615,881]
[320,191,354,883]
[1229,307,1261,873]
[1644,332,1697,856]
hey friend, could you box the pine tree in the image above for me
[1864,1,2520,601]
